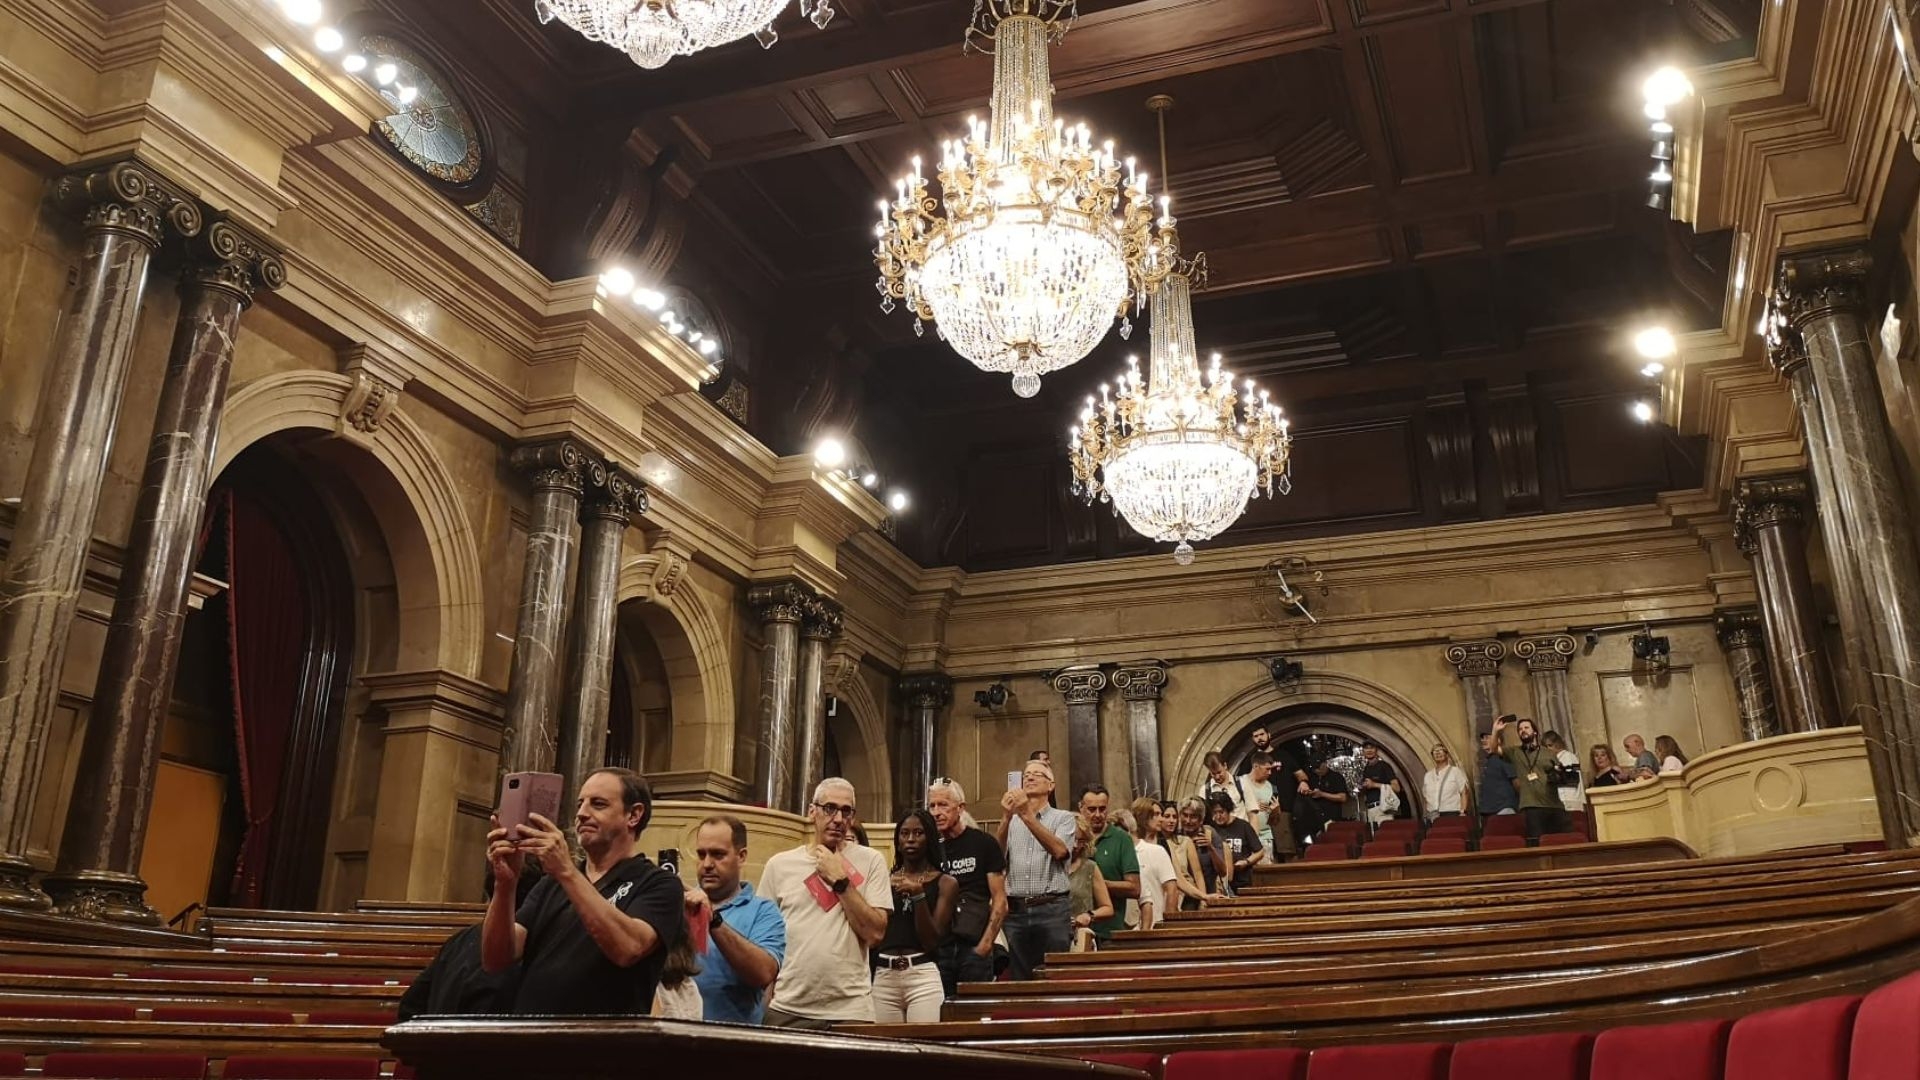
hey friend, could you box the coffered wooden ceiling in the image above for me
[403,0,1761,570]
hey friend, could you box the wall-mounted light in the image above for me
[888,490,910,513]
[813,438,848,469]
[1633,326,1677,360]
[1632,399,1656,424]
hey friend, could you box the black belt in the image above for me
[1006,892,1067,913]
[875,952,932,971]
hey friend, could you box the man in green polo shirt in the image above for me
[1490,715,1574,841]
[1076,784,1139,941]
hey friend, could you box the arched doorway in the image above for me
[1220,704,1426,821]
[607,613,674,775]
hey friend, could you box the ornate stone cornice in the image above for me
[509,438,595,498]
[899,672,952,710]
[1111,661,1169,701]
[1050,665,1108,705]
[1444,640,1505,678]
[1513,634,1575,672]
[1733,473,1810,552]
[747,579,815,625]
[1715,607,1767,652]
[581,463,648,525]
[801,596,844,641]
[51,159,202,249]
[1774,247,1872,328]
[184,216,285,305]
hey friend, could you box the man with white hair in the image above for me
[927,777,1007,994]
[998,758,1076,979]
[758,777,891,1028]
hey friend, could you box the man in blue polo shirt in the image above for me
[688,815,786,1024]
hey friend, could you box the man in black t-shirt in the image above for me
[482,767,686,1015]
[1206,792,1265,892]
[927,778,1007,994]
[1293,759,1351,842]
[1359,741,1401,818]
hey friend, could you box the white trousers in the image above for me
[871,962,945,1023]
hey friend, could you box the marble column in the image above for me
[1111,661,1169,801]
[1776,248,1920,845]
[1715,608,1781,742]
[748,581,812,811]
[1513,635,1576,739]
[1050,665,1108,801]
[1444,640,1507,736]
[0,161,202,911]
[41,220,283,923]
[554,465,646,805]
[1733,473,1840,734]
[499,440,591,777]
[792,598,842,813]
[899,673,951,810]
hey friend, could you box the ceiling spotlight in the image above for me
[314,26,344,52]
[373,62,398,86]
[1643,67,1694,109]
[281,0,324,25]
[1632,400,1656,424]
[888,490,910,513]
[634,289,665,311]
[1649,165,1673,184]
[396,85,419,106]
[814,438,848,469]
[1641,362,1666,377]
[342,53,366,73]
[862,473,878,488]
[697,338,718,356]
[600,267,635,296]
[1633,326,1677,359]
[1650,120,1674,135]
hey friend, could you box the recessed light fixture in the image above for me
[1634,326,1677,359]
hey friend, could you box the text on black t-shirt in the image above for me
[939,826,1005,943]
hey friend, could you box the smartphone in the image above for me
[1007,770,1023,792]
[499,771,565,836]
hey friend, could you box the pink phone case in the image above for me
[499,771,565,834]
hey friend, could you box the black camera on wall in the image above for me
[973,682,1009,709]
[1269,657,1304,684]
[1631,632,1671,666]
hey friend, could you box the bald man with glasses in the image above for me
[758,777,891,1028]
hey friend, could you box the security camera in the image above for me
[1631,631,1671,668]
[1269,657,1304,684]
[1584,632,1599,650]
[973,682,1009,709]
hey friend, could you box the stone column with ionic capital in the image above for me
[1715,608,1780,742]
[1051,666,1108,801]
[0,160,203,911]
[44,219,285,924]
[749,580,814,811]
[499,440,592,777]
[1733,473,1840,735]
[555,464,647,805]
[1774,247,1920,845]
[1513,635,1576,742]
[1444,640,1506,738]
[792,598,843,813]
[1111,662,1169,801]
[899,673,952,814]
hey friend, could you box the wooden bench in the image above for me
[1249,836,1698,885]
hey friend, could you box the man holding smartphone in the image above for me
[482,767,685,1015]
[998,760,1076,979]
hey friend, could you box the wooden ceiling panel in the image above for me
[1406,215,1486,261]
[1348,0,1451,29]
[798,74,903,139]
[670,96,811,162]
[1363,27,1476,184]
[1498,190,1618,248]
[1196,224,1397,290]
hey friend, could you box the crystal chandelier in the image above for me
[534,0,833,70]
[1066,100,1292,565]
[873,0,1172,398]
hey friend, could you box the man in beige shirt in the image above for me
[758,777,891,1028]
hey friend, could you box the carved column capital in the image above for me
[1111,661,1169,701]
[510,438,596,497]
[801,596,843,641]
[1775,248,1872,328]
[184,217,286,306]
[581,463,649,525]
[899,672,953,710]
[1766,320,1811,380]
[747,580,815,625]
[1444,640,1505,678]
[1733,473,1811,552]
[52,159,202,249]
[1513,634,1576,672]
[1050,665,1108,705]
[1715,607,1767,652]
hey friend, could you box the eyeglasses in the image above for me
[813,801,858,820]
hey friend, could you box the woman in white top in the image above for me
[1541,731,1585,813]
[1655,735,1689,775]
[1420,744,1469,821]
[1125,799,1180,930]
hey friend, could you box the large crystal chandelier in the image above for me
[1066,101,1292,565]
[873,0,1171,398]
[534,0,833,70]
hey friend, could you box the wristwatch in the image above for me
[710,909,726,933]
[831,876,849,895]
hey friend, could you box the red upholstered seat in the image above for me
[152,1005,296,1025]
[141,967,257,983]
[306,1009,398,1026]
[1082,1051,1163,1078]
[1539,832,1587,847]
[1569,810,1589,833]
[1418,838,1467,856]
[43,1053,207,1079]
[1308,1043,1449,1080]
[0,1000,138,1020]
[1592,1018,1730,1080]
[1426,816,1471,830]
[0,962,116,977]
[1165,1048,1308,1080]
[1482,815,1526,836]
[1477,835,1526,851]
[1360,841,1409,859]
[0,1052,24,1076]
[222,1057,384,1080]
[1304,842,1350,861]
[1725,994,1860,1080]
[1449,1031,1592,1080]
[1851,969,1920,1080]
[1374,820,1418,835]
[1323,821,1362,837]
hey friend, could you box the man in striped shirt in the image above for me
[996,760,1077,979]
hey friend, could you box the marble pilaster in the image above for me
[554,465,647,806]
[1776,248,1920,845]
[0,161,202,910]
[792,598,842,813]
[499,440,591,777]
[1513,635,1576,740]
[899,673,952,812]
[1715,608,1781,742]
[1444,640,1507,737]
[1111,661,1169,801]
[43,220,283,923]
[1733,473,1840,734]
[748,581,813,811]
[1050,665,1108,801]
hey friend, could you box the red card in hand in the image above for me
[688,903,711,955]
[803,863,865,912]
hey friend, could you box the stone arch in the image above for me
[217,371,485,678]
[822,654,891,817]
[1173,670,1463,807]
[616,555,735,773]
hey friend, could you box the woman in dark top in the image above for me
[870,809,956,1022]
[1589,745,1632,788]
